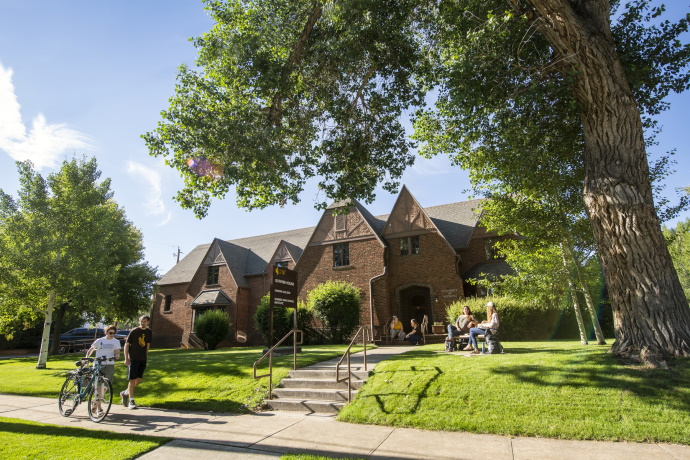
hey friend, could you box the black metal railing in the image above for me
[253,329,303,400]
[335,326,371,402]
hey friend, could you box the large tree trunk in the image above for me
[525,0,690,364]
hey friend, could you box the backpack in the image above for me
[484,328,504,354]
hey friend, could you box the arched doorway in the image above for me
[399,286,432,327]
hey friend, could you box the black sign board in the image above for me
[270,266,298,308]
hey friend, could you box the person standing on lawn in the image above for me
[85,325,121,413]
[120,315,152,409]
[85,325,121,382]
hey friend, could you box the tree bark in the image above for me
[564,237,607,344]
[49,302,68,355]
[36,289,55,369]
[524,0,690,363]
[561,244,588,345]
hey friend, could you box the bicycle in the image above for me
[58,356,113,422]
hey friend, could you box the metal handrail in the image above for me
[335,325,372,402]
[253,329,303,400]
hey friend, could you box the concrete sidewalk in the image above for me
[1,346,689,459]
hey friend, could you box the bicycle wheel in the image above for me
[87,376,112,422]
[58,375,79,417]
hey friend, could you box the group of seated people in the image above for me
[389,301,500,353]
[389,316,423,345]
[447,301,499,354]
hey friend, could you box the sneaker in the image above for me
[120,390,129,407]
[128,399,137,409]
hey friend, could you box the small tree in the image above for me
[253,295,292,345]
[254,295,316,345]
[307,281,361,344]
[194,309,231,350]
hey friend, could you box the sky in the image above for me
[0,1,688,277]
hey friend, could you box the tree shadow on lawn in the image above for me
[0,419,167,442]
[487,351,690,413]
[357,365,443,415]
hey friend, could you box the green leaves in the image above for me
[0,157,157,340]
[146,0,428,216]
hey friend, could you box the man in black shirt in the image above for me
[120,315,152,409]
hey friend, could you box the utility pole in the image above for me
[173,247,183,263]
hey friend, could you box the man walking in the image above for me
[121,315,152,409]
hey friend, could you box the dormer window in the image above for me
[207,265,220,285]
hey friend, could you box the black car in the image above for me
[57,328,104,354]
[114,330,130,345]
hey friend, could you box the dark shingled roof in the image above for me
[462,260,515,280]
[191,289,233,307]
[157,227,314,286]
[157,196,486,287]
[425,198,484,249]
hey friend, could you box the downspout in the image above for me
[369,265,387,341]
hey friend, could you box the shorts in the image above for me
[127,360,147,380]
[101,364,115,383]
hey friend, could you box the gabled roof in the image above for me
[191,289,233,307]
[157,189,486,287]
[462,260,515,280]
[424,198,484,249]
[157,227,313,286]
[157,243,210,285]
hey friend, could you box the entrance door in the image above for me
[399,286,432,327]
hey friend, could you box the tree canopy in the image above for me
[146,0,690,364]
[0,157,158,367]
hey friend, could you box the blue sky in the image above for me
[1,1,688,276]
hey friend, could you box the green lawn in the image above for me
[2,341,689,444]
[0,416,167,460]
[0,417,357,460]
[0,345,365,412]
[338,341,690,444]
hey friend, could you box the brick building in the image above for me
[151,186,511,348]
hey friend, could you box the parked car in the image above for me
[114,329,130,346]
[57,328,103,354]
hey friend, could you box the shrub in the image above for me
[194,309,231,350]
[445,296,613,341]
[254,296,316,346]
[307,281,361,344]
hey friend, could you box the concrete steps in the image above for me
[266,367,368,414]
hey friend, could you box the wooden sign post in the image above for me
[268,266,298,348]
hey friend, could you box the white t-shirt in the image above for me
[90,337,121,363]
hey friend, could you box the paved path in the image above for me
[1,346,689,459]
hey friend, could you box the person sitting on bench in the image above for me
[447,305,477,339]
[464,302,499,354]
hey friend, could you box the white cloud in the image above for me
[0,63,90,169]
[126,160,171,225]
[410,155,454,176]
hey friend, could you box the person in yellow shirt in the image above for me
[390,316,405,341]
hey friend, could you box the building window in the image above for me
[276,261,288,268]
[164,295,172,312]
[333,243,350,267]
[400,236,420,256]
[207,265,220,285]
[485,239,504,260]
